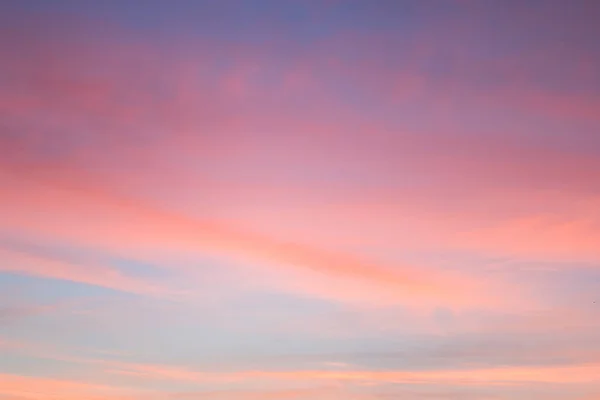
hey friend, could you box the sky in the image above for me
[1,0,600,399]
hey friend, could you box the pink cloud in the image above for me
[1,5,599,400]
[1,164,520,310]
[4,15,590,313]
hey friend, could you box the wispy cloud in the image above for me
[0,238,184,298]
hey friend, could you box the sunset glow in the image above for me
[1,1,600,399]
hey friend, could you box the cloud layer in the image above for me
[1,1,599,399]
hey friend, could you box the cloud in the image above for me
[0,304,58,325]
[3,9,593,314]
[96,359,600,386]
[1,6,599,400]
[0,373,140,400]
[3,165,519,309]
[6,333,599,393]
[3,339,598,398]
[0,238,184,298]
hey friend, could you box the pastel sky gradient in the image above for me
[1,0,600,399]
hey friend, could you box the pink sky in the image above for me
[1,1,600,399]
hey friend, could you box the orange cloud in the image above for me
[237,364,600,385]
[0,373,139,400]
[101,360,600,386]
